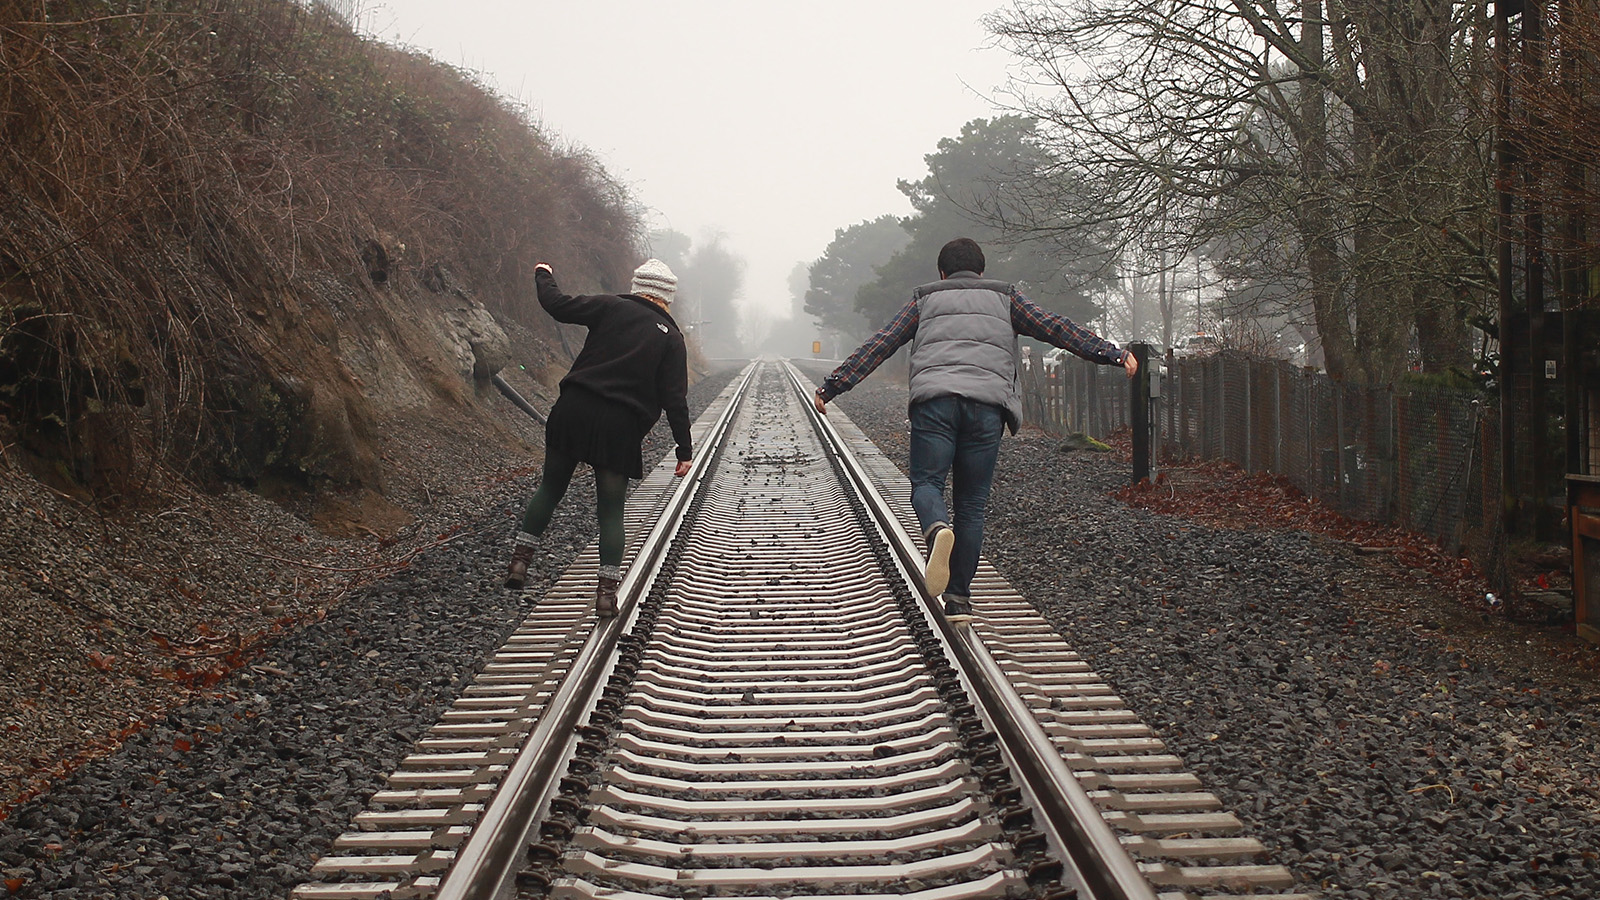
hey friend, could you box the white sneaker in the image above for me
[924,524,954,597]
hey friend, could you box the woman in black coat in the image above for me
[503,258,693,615]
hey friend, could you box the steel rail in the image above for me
[784,361,1160,900]
[432,362,759,900]
[299,360,1297,900]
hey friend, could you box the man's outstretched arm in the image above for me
[814,298,920,411]
[1010,290,1136,376]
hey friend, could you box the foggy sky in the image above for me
[358,1,1012,337]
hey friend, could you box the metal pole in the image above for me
[1174,361,1184,456]
[1559,0,1583,482]
[1131,343,1151,483]
[1523,2,1549,538]
[1273,362,1283,473]
[1306,369,1316,496]
[1217,356,1227,462]
[1495,0,1519,541]
[1244,358,1254,472]
[1335,382,1348,510]
[1087,361,1100,436]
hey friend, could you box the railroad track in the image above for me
[294,360,1309,900]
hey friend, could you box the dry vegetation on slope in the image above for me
[0,0,640,518]
[0,0,650,808]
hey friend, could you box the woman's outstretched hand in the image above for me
[674,459,691,477]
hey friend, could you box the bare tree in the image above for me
[1099,252,1171,347]
[988,0,1498,383]
[1507,1,1600,270]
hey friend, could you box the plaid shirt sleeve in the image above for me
[1010,289,1127,366]
[817,298,919,400]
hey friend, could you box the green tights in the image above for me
[518,449,629,567]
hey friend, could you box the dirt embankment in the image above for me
[0,1,652,808]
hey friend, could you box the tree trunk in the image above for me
[1414,286,1472,373]
[1158,259,1175,350]
[1298,0,1354,380]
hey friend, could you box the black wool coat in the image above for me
[535,269,693,461]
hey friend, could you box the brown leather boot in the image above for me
[595,565,623,617]
[504,534,537,590]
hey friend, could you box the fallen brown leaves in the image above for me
[1113,455,1600,681]
[1114,458,1489,608]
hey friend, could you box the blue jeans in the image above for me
[908,396,1005,598]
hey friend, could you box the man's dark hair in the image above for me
[937,238,985,276]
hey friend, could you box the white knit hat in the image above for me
[630,258,677,305]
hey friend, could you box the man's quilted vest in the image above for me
[908,274,1021,434]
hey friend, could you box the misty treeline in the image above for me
[800,116,1111,358]
[648,229,746,359]
[804,0,1588,386]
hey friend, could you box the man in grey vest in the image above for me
[813,238,1137,622]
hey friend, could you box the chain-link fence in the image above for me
[1020,350,1500,561]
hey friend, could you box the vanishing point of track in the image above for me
[292,360,1309,900]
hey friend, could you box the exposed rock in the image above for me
[443,305,512,382]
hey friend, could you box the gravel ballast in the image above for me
[0,367,739,899]
[6,362,1600,900]
[812,369,1600,900]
